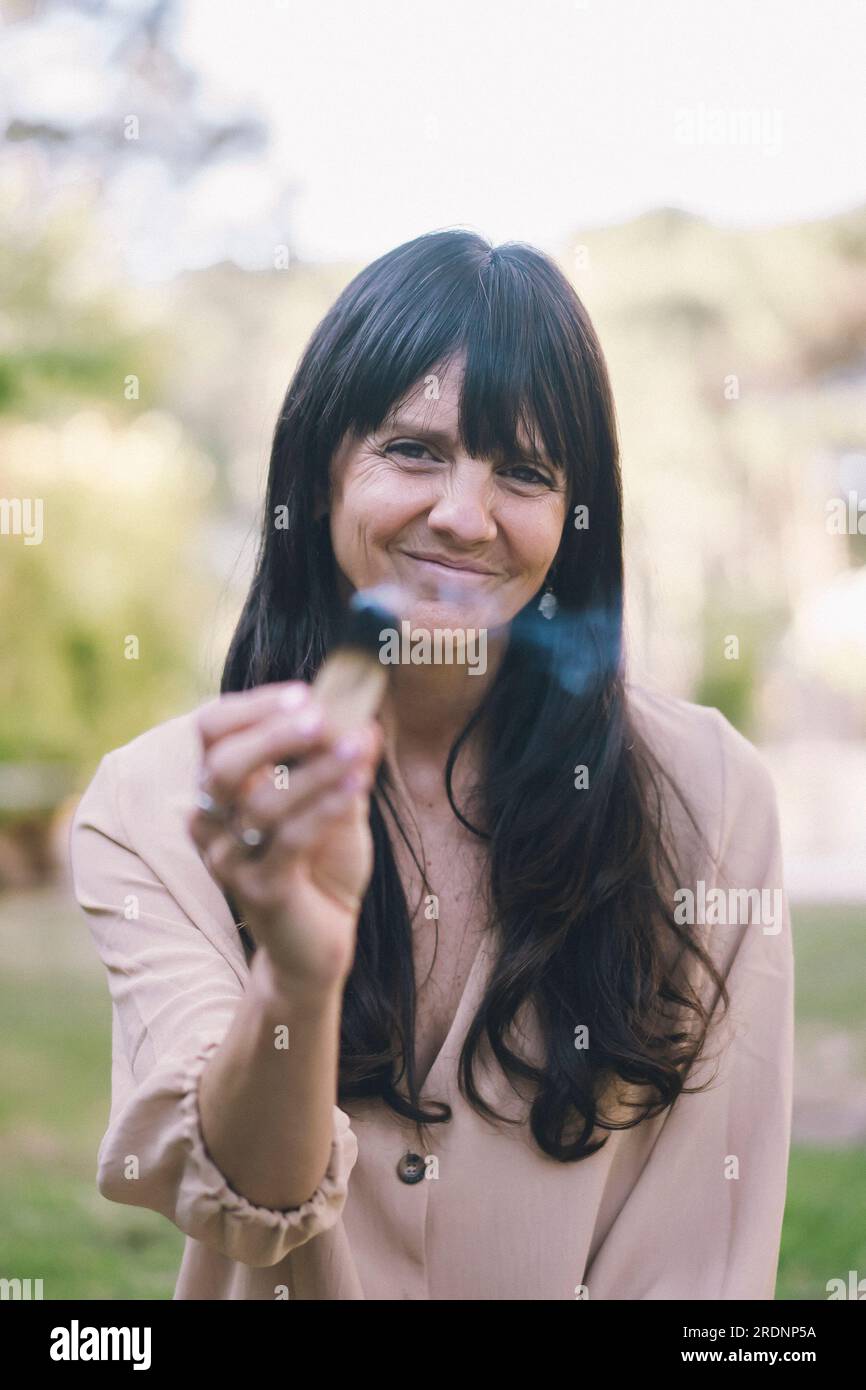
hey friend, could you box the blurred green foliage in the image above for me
[0,210,215,779]
[0,440,212,772]
[0,206,164,417]
[694,603,788,736]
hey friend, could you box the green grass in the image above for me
[0,1170,182,1300]
[790,902,866,1026]
[778,1149,866,1300]
[0,889,863,1299]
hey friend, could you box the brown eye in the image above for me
[386,440,436,460]
[503,463,554,486]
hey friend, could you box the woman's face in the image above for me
[327,354,569,632]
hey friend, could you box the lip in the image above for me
[401,551,496,577]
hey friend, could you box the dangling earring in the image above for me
[538,575,558,620]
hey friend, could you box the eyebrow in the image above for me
[379,415,559,469]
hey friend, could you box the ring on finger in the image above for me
[229,813,271,857]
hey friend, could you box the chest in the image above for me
[384,800,491,1089]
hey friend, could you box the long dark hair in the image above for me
[222,228,729,1161]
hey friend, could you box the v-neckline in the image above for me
[415,930,492,1096]
[372,755,493,1097]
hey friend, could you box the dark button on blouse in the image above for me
[396,1151,425,1184]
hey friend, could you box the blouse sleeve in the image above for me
[69,748,359,1270]
[584,712,795,1300]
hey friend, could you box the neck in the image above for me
[377,630,508,771]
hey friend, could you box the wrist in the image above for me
[250,946,347,1015]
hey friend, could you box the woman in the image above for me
[70,229,794,1301]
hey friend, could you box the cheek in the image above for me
[501,497,567,573]
[332,464,428,551]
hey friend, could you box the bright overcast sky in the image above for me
[5,0,865,278]
[170,0,866,268]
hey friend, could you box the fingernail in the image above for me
[280,685,308,708]
[334,732,364,761]
[296,707,324,735]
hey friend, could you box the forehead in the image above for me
[381,359,550,462]
[382,355,462,424]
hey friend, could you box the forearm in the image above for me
[198,951,345,1211]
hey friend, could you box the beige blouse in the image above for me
[68,682,794,1300]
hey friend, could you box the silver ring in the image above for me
[229,816,271,858]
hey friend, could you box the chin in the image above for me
[397,571,510,627]
[399,595,475,629]
[373,594,495,677]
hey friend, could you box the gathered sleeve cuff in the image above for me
[96,1033,359,1269]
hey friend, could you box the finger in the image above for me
[198,824,261,882]
[201,703,336,803]
[188,801,235,856]
[253,779,368,865]
[196,681,313,750]
[237,731,379,829]
[188,747,372,862]
[201,777,367,899]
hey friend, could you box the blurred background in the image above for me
[0,0,864,1299]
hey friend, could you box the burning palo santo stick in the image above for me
[311,584,407,736]
[312,573,514,735]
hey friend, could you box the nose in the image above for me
[425,459,498,545]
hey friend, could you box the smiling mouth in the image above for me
[401,551,496,578]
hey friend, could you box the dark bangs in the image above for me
[306,229,617,520]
